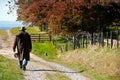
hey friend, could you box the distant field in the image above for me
[10,26,41,35]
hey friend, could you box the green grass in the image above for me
[10,26,41,35]
[32,42,58,60]
[54,36,67,45]
[0,55,24,80]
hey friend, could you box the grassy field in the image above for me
[31,42,120,80]
[59,46,120,80]
[0,55,24,80]
[32,42,58,60]
[10,27,120,80]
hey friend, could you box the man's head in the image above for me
[19,26,26,31]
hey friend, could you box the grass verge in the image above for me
[0,55,24,80]
[32,42,58,61]
[59,46,120,80]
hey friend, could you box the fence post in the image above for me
[101,32,104,47]
[106,32,109,47]
[93,34,95,45]
[39,34,40,42]
[94,34,97,45]
[117,31,119,48]
[82,35,84,48]
[110,31,113,48]
[91,33,94,45]
[73,35,76,50]
[86,35,88,48]
[66,41,68,51]
[49,34,52,41]
[98,32,101,47]
[61,45,64,53]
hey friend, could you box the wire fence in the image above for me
[30,31,120,53]
[51,31,120,53]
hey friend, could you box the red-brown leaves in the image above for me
[11,0,120,35]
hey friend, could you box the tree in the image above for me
[15,0,83,35]
[81,2,120,33]
[8,0,120,35]
[50,0,83,34]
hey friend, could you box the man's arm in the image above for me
[13,36,17,52]
[29,35,32,52]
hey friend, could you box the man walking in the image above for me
[13,26,32,71]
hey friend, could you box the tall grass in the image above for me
[32,42,58,60]
[0,55,24,80]
[61,46,120,80]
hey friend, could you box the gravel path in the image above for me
[0,30,90,80]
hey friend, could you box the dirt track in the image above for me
[0,30,90,80]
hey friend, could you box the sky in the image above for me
[0,0,17,21]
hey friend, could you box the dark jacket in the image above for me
[13,31,32,61]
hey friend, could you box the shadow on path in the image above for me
[26,69,85,73]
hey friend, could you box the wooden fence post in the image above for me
[117,31,119,48]
[91,33,94,45]
[93,33,94,45]
[93,34,96,45]
[66,41,68,51]
[101,32,104,47]
[73,35,76,50]
[82,35,84,48]
[110,31,113,48]
[98,32,101,47]
[106,32,109,47]
[86,35,88,48]
[61,45,64,53]
[39,34,40,42]
[49,34,52,41]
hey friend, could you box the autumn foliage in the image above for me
[9,0,120,35]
